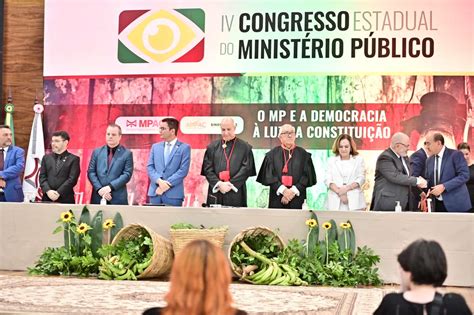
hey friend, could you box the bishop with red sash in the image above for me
[201,118,256,207]
[257,124,316,209]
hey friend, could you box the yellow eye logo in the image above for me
[5,104,14,113]
[118,9,205,63]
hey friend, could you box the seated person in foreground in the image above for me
[373,239,472,315]
[143,239,247,315]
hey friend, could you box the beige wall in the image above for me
[2,0,44,150]
[1,203,473,287]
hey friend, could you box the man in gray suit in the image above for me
[371,132,427,211]
[88,124,133,205]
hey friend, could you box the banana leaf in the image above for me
[319,240,327,264]
[347,220,356,256]
[338,229,351,253]
[110,212,124,242]
[78,206,91,225]
[327,219,337,245]
[90,210,103,257]
[307,210,319,256]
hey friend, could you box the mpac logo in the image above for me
[118,9,205,63]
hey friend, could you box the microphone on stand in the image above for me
[209,194,220,207]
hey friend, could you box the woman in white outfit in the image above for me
[325,134,367,211]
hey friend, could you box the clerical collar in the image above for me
[281,143,296,151]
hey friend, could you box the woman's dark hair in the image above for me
[397,239,447,287]
[457,142,470,151]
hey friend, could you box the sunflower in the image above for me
[60,211,73,223]
[340,222,351,229]
[76,223,92,234]
[103,219,115,230]
[305,218,317,228]
[322,222,332,230]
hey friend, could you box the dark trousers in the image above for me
[434,198,448,212]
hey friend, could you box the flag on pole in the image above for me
[4,89,15,145]
[23,101,45,201]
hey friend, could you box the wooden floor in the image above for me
[0,270,472,314]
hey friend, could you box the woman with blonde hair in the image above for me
[143,240,247,315]
[325,134,367,211]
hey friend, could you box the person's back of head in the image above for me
[397,239,447,287]
[164,240,237,315]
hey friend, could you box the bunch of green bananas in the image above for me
[237,240,307,286]
[98,255,151,280]
[243,260,307,286]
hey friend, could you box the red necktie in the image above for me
[108,149,113,168]
[0,148,4,171]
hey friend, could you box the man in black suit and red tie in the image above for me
[39,131,80,204]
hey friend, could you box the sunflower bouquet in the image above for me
[276,211,382,287]
[28,206,123,277]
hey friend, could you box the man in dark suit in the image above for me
[371,132,427,211]
[88,124,133,205]
[39,131,80,204]
[409,142,430,210]
[147,118,191,206]
[424,132,471,212]
[0,125,25,202]
[410,142,430,177]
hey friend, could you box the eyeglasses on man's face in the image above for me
[281,131,295,136]
[397,143,410,148]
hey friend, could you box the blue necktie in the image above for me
[164,143,172,166]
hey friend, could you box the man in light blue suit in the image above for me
[147,118,191,206]
[0,125,25,202]
[425,132,471,212]
[88,124,133,205]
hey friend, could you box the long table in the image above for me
[1,203,472,287]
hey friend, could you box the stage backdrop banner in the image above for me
[44,0,474,76]
[42,0,474,208]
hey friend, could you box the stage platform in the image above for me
[0,203,473,287]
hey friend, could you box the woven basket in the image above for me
[112,224,173,279]
[169,226,229,255]
[227,226,285,280]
